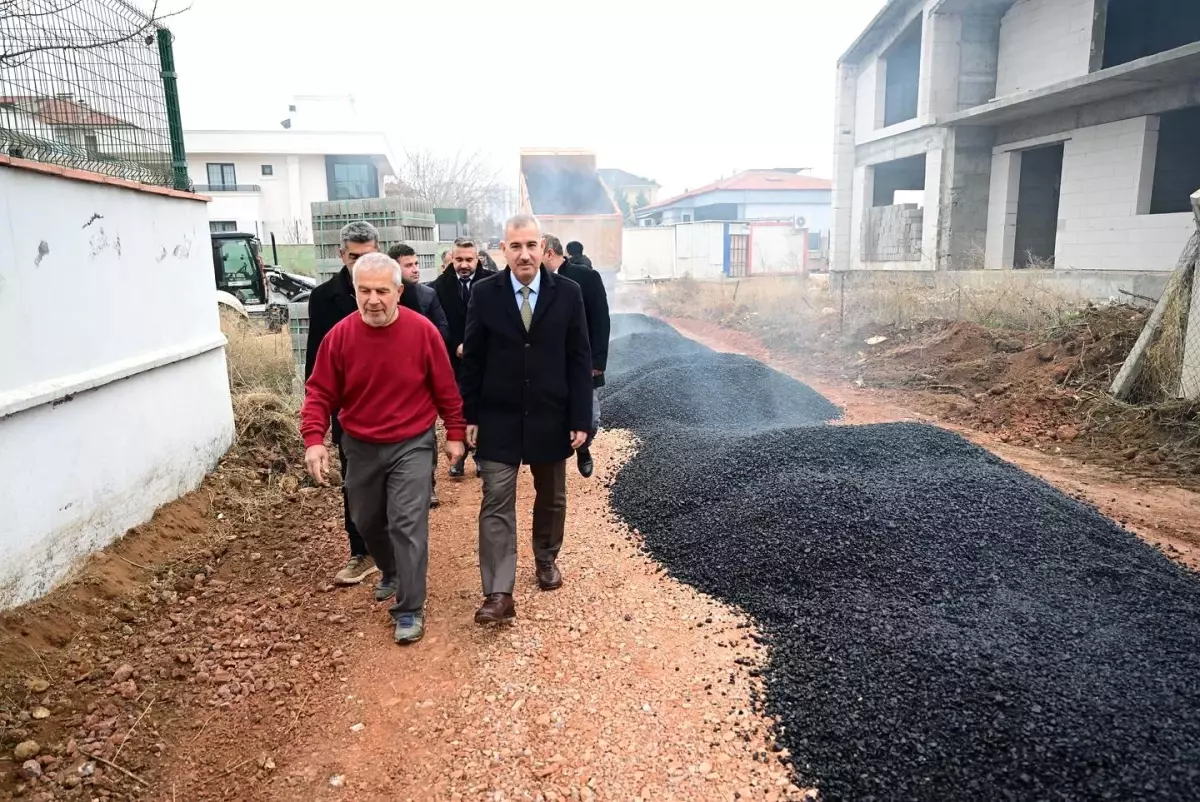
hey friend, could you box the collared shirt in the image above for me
[510,268,541,314]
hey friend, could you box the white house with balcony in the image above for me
[833,0,1200,286]
[184,125,397,246]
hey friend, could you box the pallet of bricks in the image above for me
[288,196,438,395]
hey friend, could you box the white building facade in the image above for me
[833,0,1200,278]
[184,128,397,245]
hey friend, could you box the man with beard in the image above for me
[460,214,592,624]
[541,235,610,478]
[302,252,465,644]
[305,221,382,590]
[430,237,497,477]
[390,243,450,507]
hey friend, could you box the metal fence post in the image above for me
[156,27,189,192]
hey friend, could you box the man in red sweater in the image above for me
[301,252,466,645]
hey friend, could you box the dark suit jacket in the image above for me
[429,264,498,376]
[409,281,449,344]
[460,267,592,465]
[557,260,610,386]
[304,266,358,443]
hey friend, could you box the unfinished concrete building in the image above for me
[833,0,1200,285]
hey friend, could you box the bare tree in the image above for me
[0,0,187,66]
[387,147,513,231]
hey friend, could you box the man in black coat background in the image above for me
[542,235,610,478]
[460,214,592,625]
[428,236,498,476]
[389,243,452,508]
[304,221,383,591]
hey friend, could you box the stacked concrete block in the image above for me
[311,197,437,283]
[861,204,924,263]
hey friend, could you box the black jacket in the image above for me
[429,263,498,374]
[304,267,358,441]
[557,260,610,387]
[460,267,593,465]
[407,281,450,344]
[567,253,593,269]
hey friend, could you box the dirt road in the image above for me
[1,432,803,802]
[666,316,1200,571]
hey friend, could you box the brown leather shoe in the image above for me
[536,561,563,591]
[474,593,515,624]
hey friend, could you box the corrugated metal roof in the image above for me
[638,170,832,214]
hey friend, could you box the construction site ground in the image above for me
[4,307,1200,801]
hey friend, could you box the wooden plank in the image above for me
[1109,233,1196,399]
[1176,190,1200,399]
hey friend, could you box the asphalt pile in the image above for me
[603,313,1200,802]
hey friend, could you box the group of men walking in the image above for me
[301,214,610,644]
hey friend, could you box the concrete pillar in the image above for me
[831,62,859,273]
[940,126,996,270]
[957,14,1001,108]
[921,147,944,269]
[921,11,963,118]
[984,150,1021,270]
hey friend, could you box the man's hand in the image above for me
[466,425,479,448]
[445,439,465,464]
[456,344,464,358]
[592,369,603,377]
[570,430,587,450]
[305,444,330,485]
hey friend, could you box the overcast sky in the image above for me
[165,0,886,197]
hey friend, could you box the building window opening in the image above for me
[1149,106,1200,215]
[882,18,922,127]
[1102,0,1200,69]
[1013,143,1064,269]
[871,154,926,207]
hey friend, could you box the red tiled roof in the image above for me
[0,95,133,127]
[640,170,832,213]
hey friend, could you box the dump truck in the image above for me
[518,149,623,292]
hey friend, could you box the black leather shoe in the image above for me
[474,593,516,624]
[576,448,594,478]
[536,561,563,591]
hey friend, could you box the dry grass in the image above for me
[220,308,296,396]
[652,272,1084,346]
[218,308,304,479]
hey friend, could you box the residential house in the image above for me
[0,94,167,179]
[598,168,661,217]
[185,118,397,246]
[634,169,833,236]
[833,0,1200,279]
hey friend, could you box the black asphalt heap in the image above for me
[603,313,1200,802]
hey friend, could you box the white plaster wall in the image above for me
[1056,117,1195,271]
[206,192,264,234]
[621,226,676,281]
[0,166,234,609]
[994,0,1094,97]
[750,226,807,274]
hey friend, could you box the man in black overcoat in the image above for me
[459,214,592,624]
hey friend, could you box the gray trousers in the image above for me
[478,460,567,596]
[341,429,434,615]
